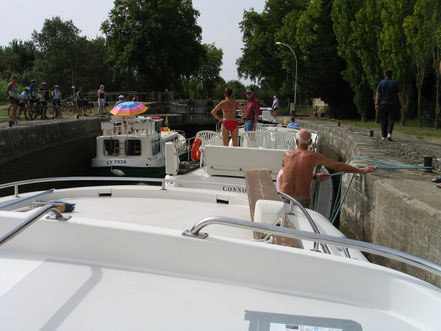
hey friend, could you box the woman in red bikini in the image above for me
[211,87,248,146]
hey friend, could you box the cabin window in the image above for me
[127,140,141,156]
[103,140,120,156]
[152,137,161,155]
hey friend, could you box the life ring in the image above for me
[191,138,202,161]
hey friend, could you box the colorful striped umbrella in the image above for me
[110,101,148,116]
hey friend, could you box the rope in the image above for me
[316,156,434,224]
[355,156,434,170]
[330,173,356,225]
[373,165,433,170]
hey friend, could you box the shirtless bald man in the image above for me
[280,129,375,208]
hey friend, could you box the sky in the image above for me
[0,0,266,85]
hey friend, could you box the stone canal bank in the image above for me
[0,118,102,184]
[299,119,441,287]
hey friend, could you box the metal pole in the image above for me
[276,42,298,121]
[0,205,68,247]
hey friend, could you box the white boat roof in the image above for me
[0,182,440,330]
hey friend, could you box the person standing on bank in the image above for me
[375,69,406,141]
[97,84,106,117]
[52,85,62,118]
[272,95,279,118]
[244,87,260,131]
[6,75,20,127]
[211,87,247,146]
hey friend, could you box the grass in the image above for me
[0,105,100,123]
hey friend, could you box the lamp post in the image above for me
[276,41,298,120]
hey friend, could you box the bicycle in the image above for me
[47,103,58,119]
[79,98,92,116]
[25,99,56,120]
[63,96,92,117]
[8,102,31,121]
[63,97,76,116]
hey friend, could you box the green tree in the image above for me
[186,43,223,98]
[225,80,246,100]
[404,0,434,127]
[237,0,308,93]
[352,0,383,121]
[295,0,353,117]
[332,0,371,121]
[0,40,35,83]
[378,0,416,125]
[76,37,115,93]
[32,17,84,92]
[101,0,205,92]
[433,5,441,129]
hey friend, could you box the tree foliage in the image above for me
[30,17,114,94]
[101,0,205,92]
[378,0,418,124]
[295,0,353,117]
[332,0,372,121]
[185,43,223,98]
[404,0,436,127]
[0,40,35,83]
[237,0,308,93]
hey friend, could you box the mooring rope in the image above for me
[318,156,434,224]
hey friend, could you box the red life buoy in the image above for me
[191,138,202,161]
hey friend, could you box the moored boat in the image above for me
[91,115,187,177]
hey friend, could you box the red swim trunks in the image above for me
[223,120,238,132]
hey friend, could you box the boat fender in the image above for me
[191,138,202,161]
[165,142,179,176]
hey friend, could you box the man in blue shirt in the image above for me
[287,116,300,129]
[114,95,125,106]
[375,70,406,141]
[28,80,37,106]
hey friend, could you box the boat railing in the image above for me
[0,204,70,247]
[278,192,350,258]
[182,216,441,278]
[0,176,248,198]
[278,192,333,255]
[183,136,196,162]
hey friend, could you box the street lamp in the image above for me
[276,41,298,120]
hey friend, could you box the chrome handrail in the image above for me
[182,216,441,278]
[0,188,55,210]
[0,176,247,197]
[0,205,70,247]
[278,192,332,255]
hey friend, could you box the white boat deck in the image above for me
[0,184,440,330]
[64,188,252,239]
[0,252,426,331]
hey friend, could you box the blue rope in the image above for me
[319,156,434,224]
[355,156,434,170]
